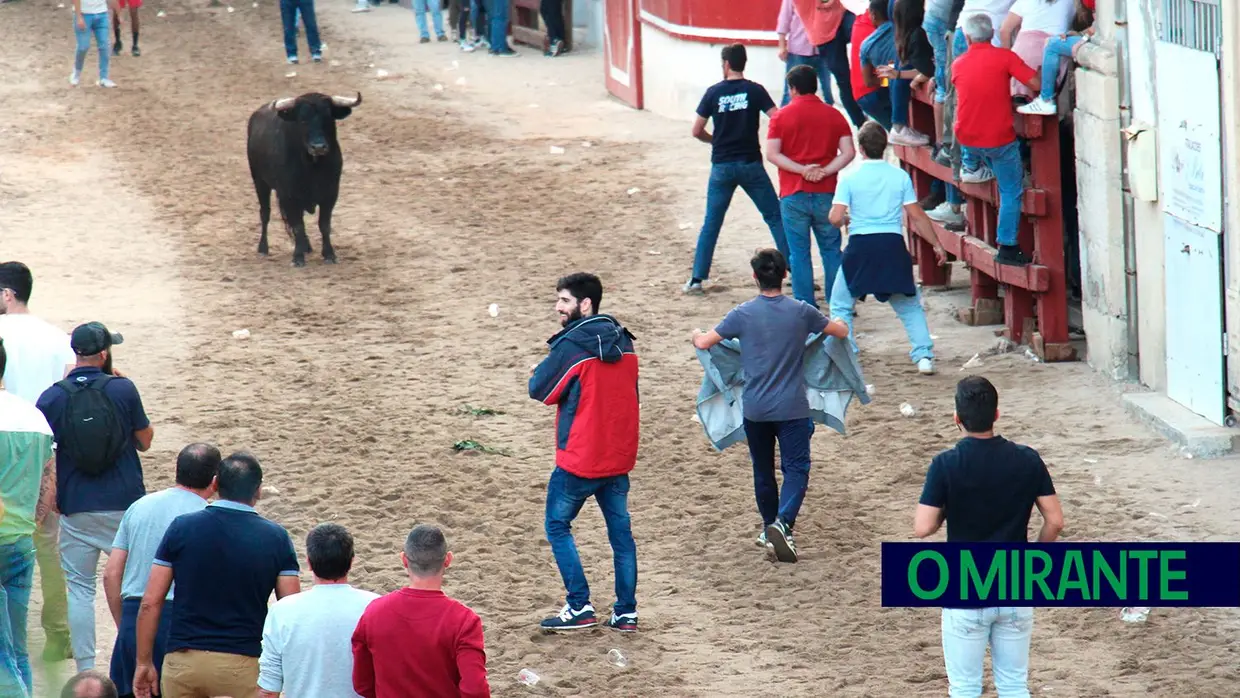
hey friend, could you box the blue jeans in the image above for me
[413,0,445,38]
[781,53,832,107]
[828,257,934,362]
[961,141,1023,247]
[890,69,912,127]
[0,537,35,697]
[693,161,787,281]
[280,0,321,57]
[818,11,867,127]
[924,15,950,104]
[488,0,509,50]
[941,607,1034,697]
[743,418,813,530]
[544,467,637,615]
[781,192,840,307]
[1039,35,1083,101]
[857,89,893,130]
[73,12,110,80]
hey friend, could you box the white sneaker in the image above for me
[460,40,476,52]
[69,71,81,86]
[97,78,117,88]
[926,202,964,226]
[917,358,936,375]
[351,4,370,10]
[890,125,931,147]
[755,531,770,547]
[961,166,995,184]
[1017,97,1057,116]
[682,280,704,295]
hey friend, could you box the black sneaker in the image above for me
[918,189,945,212]
[549,38,564,56]
[437,33,449,42]
[605,612,638,632]
[933,146,952,168]
[131,45,141,57]
[540,603,598,632]
[764,519,798,563]
[996,245,1032,266]
[112,41,122,56]
[494,48,518,57]
[419,36,431,43]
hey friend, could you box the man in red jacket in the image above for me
[528,272,640,633]
[351,524,490,698]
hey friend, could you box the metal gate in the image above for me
[604,0,642,109]
[1155,0,1227,425]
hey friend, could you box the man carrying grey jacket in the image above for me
[692,248,850,564]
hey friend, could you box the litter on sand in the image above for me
[648,250,661,255]
[232,329,251,340]
[375,69,390,78]
[627,187,641,195]
[488,304,499,317]
[899,403,916,418]
[455,76,467,85]
[961,353,984,370]
[226,6,235,12]
[285,71,297,78]
[549,146,565,155]
[433,84,444,91]
[157,9,166,15]
[582,141,593,148]
[678,223,691,230]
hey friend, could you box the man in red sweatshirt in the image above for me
[351,525,490,698]
[528,272,640,633]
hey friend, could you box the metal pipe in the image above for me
[1113,0,1142,382]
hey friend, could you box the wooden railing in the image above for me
[894,85,1076,362]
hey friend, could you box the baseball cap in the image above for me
[70,322,124,356]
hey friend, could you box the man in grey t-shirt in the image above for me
[101,443,220,696]
[693,249,849,563]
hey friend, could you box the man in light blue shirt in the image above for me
[828,121,946,375]
[102,443,220,696]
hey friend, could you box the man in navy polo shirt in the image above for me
[132,452,300,698]
[37,321,154,673]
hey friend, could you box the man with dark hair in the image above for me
[132,451,300,698]
[0,337,57,697]
[828,121,946,375]
[686,43,788,294]
[767,64,856,308]
[259,523,378,698]
[62,670,120,698]
[914,375,1063,696]
[693,248,850,563]
[352,524,489,697]
[103,443,221,698]
[0,260,75,662]
[38,322,154,673]
[529,273,640,632]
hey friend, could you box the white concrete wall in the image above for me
[572,0,602,49]
[1125,0,1167,391]
[1222,0,1240,412]
[1074,1,1130,380]
[639,26,790,122]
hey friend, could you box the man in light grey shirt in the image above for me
[101,443,219,696]
[258,522,378,698]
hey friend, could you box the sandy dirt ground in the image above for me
[3,1,1240,696]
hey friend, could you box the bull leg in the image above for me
[285,209,311,267]
[255,178,272,256]
[318,204,336,263]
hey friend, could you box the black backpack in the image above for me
[54,375,127,476]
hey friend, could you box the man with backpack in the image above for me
[36,321,155,673]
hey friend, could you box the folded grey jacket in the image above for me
[694,332,872,451]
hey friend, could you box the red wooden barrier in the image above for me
[894,85,1077,362]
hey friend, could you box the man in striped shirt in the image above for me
[0,337,58,697]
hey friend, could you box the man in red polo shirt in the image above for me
[952,12,1040,266]
[766,64,856,307]
[351,524,490,698]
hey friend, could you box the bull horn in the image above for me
[330,92,362,108]
[271,97,296,111]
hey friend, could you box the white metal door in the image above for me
[1155,24,1227,425]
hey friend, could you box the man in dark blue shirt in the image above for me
[686,43,788,294]
[132,451,300,698]
[36,321,154,673]
[913,375,1064,697]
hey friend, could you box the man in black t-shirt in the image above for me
[685,44,788,295]
[913,375,1064,698]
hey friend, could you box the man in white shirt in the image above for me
[258,523,378,698]
[0,261,75,662]
[102,443,220,697]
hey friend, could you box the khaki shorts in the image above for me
[161,649,259,698]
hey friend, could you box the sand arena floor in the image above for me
[3,1,1240,695]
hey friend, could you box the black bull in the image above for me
[246,92,362,267]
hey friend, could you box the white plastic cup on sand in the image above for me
[517,669,540,686]
[607,649,628,668]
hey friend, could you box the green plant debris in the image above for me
[459,405,505,417]
[453,439,511,456]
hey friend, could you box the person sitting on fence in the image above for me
[1017,0,1096,116]
[999,0,1078,102]
[951,12,1040,267]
